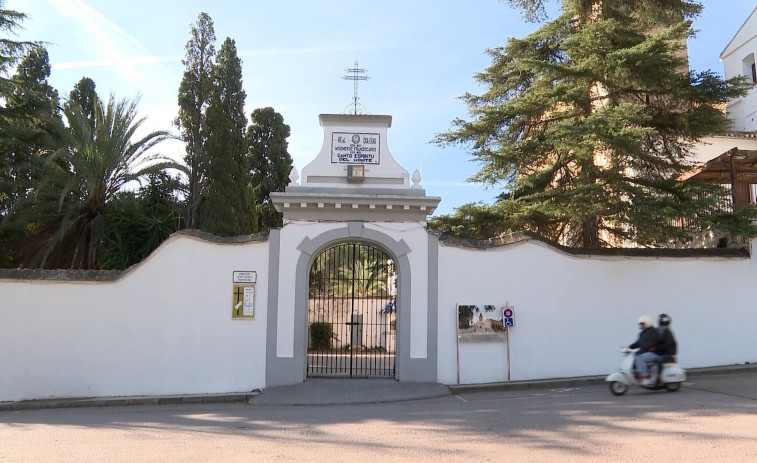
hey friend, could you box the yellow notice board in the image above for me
[232,271,256,319]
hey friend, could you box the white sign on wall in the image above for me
[243,286,255,316]
[331,132,380,164]
[233,271,257,283]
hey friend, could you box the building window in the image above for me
[742,54,757,83]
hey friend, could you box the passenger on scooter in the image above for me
[656,313,677,361]
[628,316,660,386]
[653,313,678,385]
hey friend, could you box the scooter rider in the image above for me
[628,316,660,386]
[657,313,677,360]
[653,313,678,385]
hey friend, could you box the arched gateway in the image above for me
[265,114,441,387]
[307,241,396,378]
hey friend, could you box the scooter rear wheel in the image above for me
[665,382,681,392]
[610,381,628,396]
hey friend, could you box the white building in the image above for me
[721,6,757,133]
[686,6,757,216]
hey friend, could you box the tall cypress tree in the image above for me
[175,12,215,230]
[245,107,292,231]
[201,37,249,236]
[433,0,753,247]
[69,77,97,131]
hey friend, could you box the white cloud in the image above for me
[49,0,159,86]
[237,44,386,58]
[52,46,380,72]
[53,55,179,71]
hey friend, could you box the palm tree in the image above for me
[341,247,389,298]
[310,244,390,298]
[15,94,175,269]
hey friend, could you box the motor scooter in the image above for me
[606,347,686,396]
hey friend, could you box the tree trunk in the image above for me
[582,217,600,248]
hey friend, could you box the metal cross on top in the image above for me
[342,60,369,115]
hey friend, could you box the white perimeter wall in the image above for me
[4,227,757,401]
[437,239,757,385]
[0,234,269,402]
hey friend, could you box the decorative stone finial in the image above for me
[289,166,300,186]
[411,169,421,189]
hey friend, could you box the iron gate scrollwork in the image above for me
[307,242,396,377]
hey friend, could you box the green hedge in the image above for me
[309,322,332,350]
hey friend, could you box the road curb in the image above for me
[448,376,607,394]
[0,392,260,413]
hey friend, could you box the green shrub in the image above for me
[309,322,332,350]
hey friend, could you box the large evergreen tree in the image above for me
[0,45,65,267]
[0,1,34,85]
[0,46,63,213]
[201,37,250,236]
[175,12,215,230]
[69,77,97,131]
[0,3,64,216]
[433,0,754,247]
[174,13,297,236]
[503,0,703,24]
[246,107,292,231]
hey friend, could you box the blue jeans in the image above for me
[634,351,662,377]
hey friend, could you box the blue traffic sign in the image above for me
[504,317,514,327]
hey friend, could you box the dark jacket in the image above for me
[657,327,677,357]
[629,327,659,354]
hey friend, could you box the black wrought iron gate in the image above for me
[307,242,396,378]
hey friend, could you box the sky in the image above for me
[7,0,757,215]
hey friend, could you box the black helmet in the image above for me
[659,313,671,326]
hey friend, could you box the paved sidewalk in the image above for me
[248,378,450,406]
[2,363,755,412]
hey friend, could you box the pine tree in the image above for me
[0,46,64,212]
[201,37,250,236]
[0,2,34,80]
[503,0,703,24]
[175,12,215,229]
[245,107,292,231]
[0,3,65,267]
[433,0,753,247]
[0,44,66,267]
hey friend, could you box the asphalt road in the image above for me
[2,372,756,462]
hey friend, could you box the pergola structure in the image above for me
[680,148,757,210]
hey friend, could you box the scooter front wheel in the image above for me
[610,381,628,396]
[665,382,681,392]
